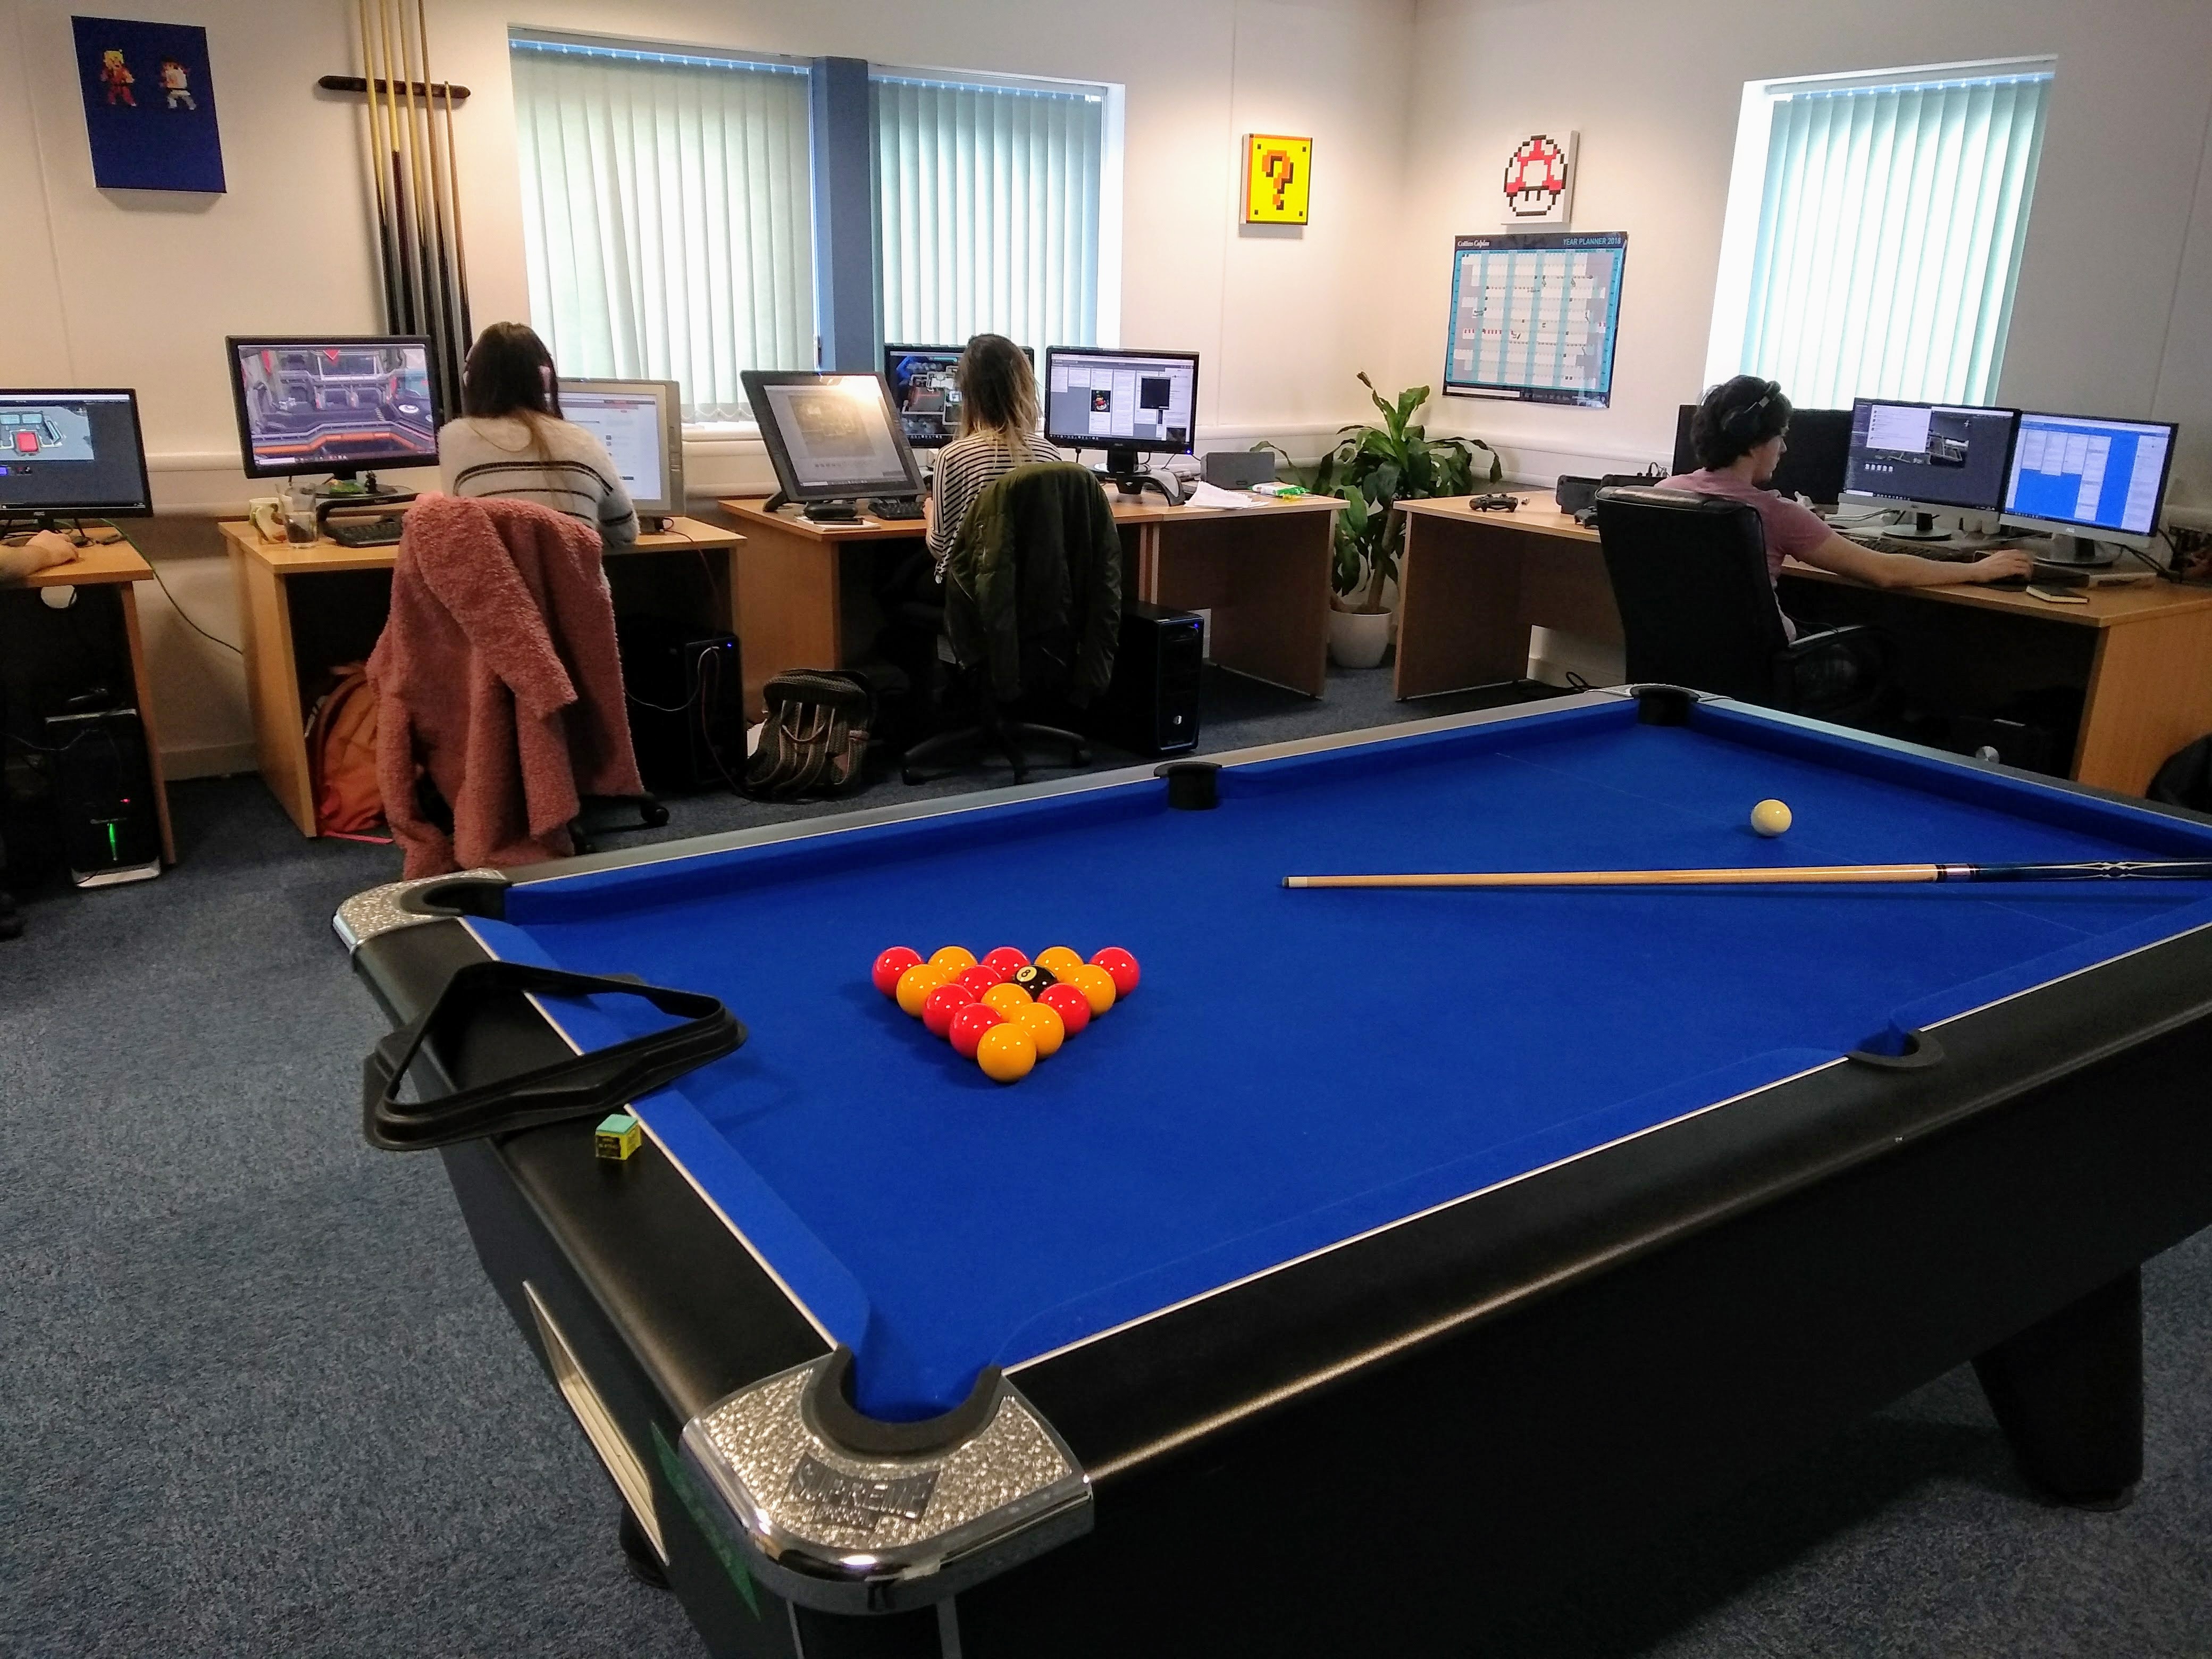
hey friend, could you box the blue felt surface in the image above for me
[483,703,2212,1418]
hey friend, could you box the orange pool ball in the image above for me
[1012,1000,1065,1058]
[894,962,951,1017]
[928,945,978,976]
[1063,963,1117,1016]
[948,1003,1004,1059]
[1033,945,1085,978]
[980,982,1033,1019]
[975,1020,1037,1083]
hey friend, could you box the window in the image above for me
[510,35,815,423]
[1707,60,2053,408]
[873,69,1116,351]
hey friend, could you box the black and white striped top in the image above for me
[437,417,639,550]
[927,430,1063,579]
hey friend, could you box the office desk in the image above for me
[1393,492,2212,795]
[219,516,743,836]
[10,537,177,865]
[718,493,1343,720]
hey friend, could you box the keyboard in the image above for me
[326,516,405,548]
[868,497,926,521]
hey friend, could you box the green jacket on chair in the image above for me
[943,462,1123,705]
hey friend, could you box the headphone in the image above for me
[1719,380,1782,439]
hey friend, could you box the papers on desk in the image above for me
[1184,481,1258,509]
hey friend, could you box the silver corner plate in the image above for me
[678,1357,1094,1615]
[332,868,506,951]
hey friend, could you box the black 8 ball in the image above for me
[1010,963,1058,997]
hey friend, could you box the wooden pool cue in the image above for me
[1283,861,2212,890]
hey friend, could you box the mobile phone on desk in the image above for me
[2025,585,2090,605]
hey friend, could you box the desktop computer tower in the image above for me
[44,708,162,886]
[616,616,744,791]
[1089,602,1203,757]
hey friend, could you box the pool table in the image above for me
[338,688,2212,1658]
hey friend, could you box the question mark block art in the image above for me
[1243,133,1312,225]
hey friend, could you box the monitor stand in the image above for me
[1097,443,1178,502]
[309,470,407,505]
[2031,532,2120,569]
[1885,509,1953,541]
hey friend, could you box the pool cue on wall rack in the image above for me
[428,0,473,355]
[1283,860,2212,890]
[357,0,401,333]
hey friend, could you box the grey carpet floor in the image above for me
[4,662,2209,1657]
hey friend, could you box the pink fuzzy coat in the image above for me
[368,494,643,878]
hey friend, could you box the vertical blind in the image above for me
[510,38,815,422]
[1738,70,2050,407]
[874,73,1105,350]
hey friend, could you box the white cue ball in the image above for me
[1750,799,1793,837]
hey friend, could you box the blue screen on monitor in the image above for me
[2004,413,2174,538]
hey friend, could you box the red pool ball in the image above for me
[958,963,1006,998]
[922,982,977,1039]
[1037,982,1091,1037]
[981,946,1030,978]
[873,946,923,996]
[1090,947,1140,997]
[948,1002,1005,1059]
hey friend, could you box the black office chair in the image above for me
[902,464,1122,785]
[1593,487,1893,724]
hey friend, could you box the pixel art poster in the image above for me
[1243,135,1311,225]
[1501,130,1576,226]
[72,15,226,192]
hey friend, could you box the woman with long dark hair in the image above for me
[437,323,638,551]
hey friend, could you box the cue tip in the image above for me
[1282,876,1306,888]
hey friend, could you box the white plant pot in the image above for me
[1329,607,1392,669]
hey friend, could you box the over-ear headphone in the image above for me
[1720,380,1781,439]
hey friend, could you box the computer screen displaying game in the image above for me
[1844,399,2018,513]
[884,345,1037,450]
[227,337,440,479]
[0,389,152,517]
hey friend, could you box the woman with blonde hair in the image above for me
[925,334,1057,580]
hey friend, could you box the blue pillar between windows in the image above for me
[810,56,876,371]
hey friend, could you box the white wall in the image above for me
[0,0,1414,774]
[1389,0,2212,501]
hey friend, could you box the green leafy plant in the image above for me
[1272,375,1501,614]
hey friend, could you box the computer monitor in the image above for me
[2002,410,2177,560]
[1671,403,1851,506]
[1043,347,1199,479]
[1843,398,2018,535]
[559,378,685,527]
[0,389,152,523]
[742,371,923,513]
[227,336,440,481]
[884,343,1036,450]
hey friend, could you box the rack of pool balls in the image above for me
[872,944,1141,1083]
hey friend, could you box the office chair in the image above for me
[901,463,1122,785]
[1593,487,1893,723]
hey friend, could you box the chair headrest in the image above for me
[1593,485,1750,516]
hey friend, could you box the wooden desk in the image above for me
[12,536,177,864]
[219,516,743,835]
[718,493,1343,720]
[1393,491,2212,796]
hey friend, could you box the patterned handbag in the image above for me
[745,669,877,799]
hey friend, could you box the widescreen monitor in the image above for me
[1043,348,1199,470]
[884,343,1036,450]
[559,378,684,521]
[1671,403,1852,506]
[741,371,923,507]
[227,336,439,480]
[2002,412,2177,554]
[1843,399,2018,520]
[0,389,152,520]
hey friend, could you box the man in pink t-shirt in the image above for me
[1664,378,2029,631]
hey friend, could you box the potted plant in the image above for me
[1278,376,1501,668]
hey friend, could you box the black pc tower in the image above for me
[1088,602,1203,757]
[616,616,744,791]
[45,707,162,886]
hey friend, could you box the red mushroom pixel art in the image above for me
[1504,132,1572,219]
